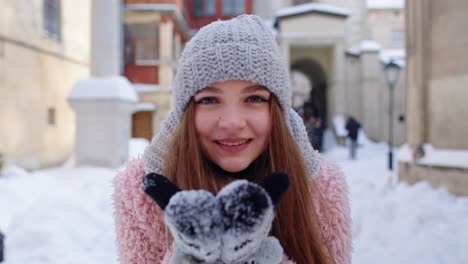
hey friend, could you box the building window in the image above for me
[47,108,56,126]
[222,0,245,16]
[391,29,403,45]
[43,0,61,39]
[194,0,216,17]
[124,23,159,65]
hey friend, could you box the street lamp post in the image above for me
[383,60,401,171]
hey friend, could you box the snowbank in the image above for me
[1,138,467,263]
[398,144,468,169]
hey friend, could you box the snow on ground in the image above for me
[0,166,117,263]
[325,141,468,264]
[1,137,468,263]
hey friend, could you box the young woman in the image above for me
[113,15,351,264]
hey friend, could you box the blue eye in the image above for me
[196,97,217,104]
[246,95,269,103]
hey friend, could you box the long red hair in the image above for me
[162,96,334,264]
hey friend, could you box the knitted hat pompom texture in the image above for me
[144,14,319,178]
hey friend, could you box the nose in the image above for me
[218,107,247,131]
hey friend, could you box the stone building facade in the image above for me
[255,0,406,147]
[399,0,468,196]
[0,0,91,169]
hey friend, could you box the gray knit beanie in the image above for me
[144,15,319,177]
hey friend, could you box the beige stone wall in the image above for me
[345,51,406,145]
[401,0,468,196]
[290,47,333,80]
[367,8,405,49]
[359,51,384,140]
[399,161,468,196]
[406,0,468,149]
[344,55,362,121]
[0,0,90,64]
[427,1,468,149]
[280,14,346,37]
[159,21,175,88]
[428,75,468,148]
[0,1,91,169]
[139,91,173,135]
[317,0,368,47]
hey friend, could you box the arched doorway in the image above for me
[291,59,328,127]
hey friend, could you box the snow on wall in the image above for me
[276,3,352,18]
[398,144,468,169]
[69,76,138,102]
[367,0,405,10]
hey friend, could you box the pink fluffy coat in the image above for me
[113,156,351,263]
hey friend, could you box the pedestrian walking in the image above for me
[345,117,361,159]
[113,15,351,264]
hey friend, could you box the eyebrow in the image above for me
[197,85,268,94]
[242,85,269,93]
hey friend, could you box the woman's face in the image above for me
[194,80,272,173]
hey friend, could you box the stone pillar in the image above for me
[405,0,428,150]
[158,20,174,89]
[360,41,382,141]
[91,0,122,76]
[68,77,137,167]
[331,41,346,118]
[344,51,363,122]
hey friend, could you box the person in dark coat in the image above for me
[303,101,324,152]
[345,117,361,159]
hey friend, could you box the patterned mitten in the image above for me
[142,172,290,264]
[142,173,223,264]
[217,172,290,264]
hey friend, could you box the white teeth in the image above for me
[218,140,249,146]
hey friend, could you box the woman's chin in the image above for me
[217,161,249,173]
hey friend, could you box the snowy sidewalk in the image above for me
[325,143,468,264]
[0,139,467,263]
[0,166,117,263]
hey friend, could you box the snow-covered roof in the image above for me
[398,144,468,169]
[346,43,406,67]
[276,3,351,19]
[345,47,361,57]
[380,49,406,67]
[68,76,138,102]
[367,0,405,10]
[360,40,381,52]
[135,103,156,112]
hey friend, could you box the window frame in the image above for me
[124,22,160,66]
[391,29,403,45]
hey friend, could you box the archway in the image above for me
[291,59,328,127]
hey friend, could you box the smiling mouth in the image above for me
[216,139,251,146]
